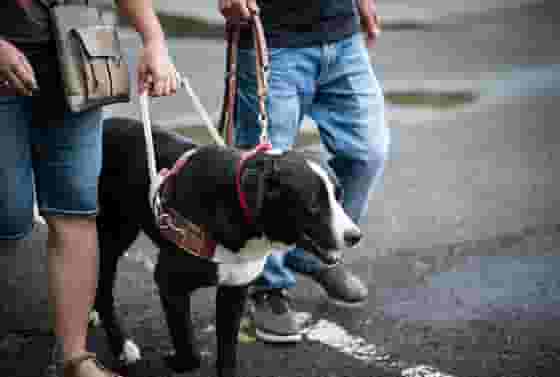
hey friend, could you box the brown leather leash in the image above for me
[220,11,270,147]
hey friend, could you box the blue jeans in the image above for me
[0,95,103,240]
[235,33,390,289]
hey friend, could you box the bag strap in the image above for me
[38,0,91,8]
[220,11,270,147]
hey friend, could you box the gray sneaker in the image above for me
[309,263,368,308]
[248,289,311,343]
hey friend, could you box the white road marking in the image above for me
[303,319,382,361]
[402,365,457,377]
[302,318,458,377]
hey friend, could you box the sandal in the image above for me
[63,352,123,377]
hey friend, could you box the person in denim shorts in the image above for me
[219,0,390,342]
[0,1,178,376]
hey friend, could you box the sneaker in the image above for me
[248,289,311,343]
[308,263,368,308]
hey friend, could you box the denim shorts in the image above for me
[0,95,103,240]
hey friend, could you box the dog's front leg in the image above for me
[216,285,249,377]
[155,261,202,373]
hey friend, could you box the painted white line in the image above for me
[402,365,457,377]
[302,318,458,377]
[303,319,384,361]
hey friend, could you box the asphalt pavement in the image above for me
[2,1,560,377]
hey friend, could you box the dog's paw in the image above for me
[164,352,202,373]
[119,339,142,364]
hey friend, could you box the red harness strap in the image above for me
[235,142,272,225]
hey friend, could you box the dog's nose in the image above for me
[344,229,362,248]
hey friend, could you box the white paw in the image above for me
[119,339,142,364]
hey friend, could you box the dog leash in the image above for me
[220,12,270,147]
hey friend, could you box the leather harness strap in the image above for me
[222,23,240,146]
[155,150,218,260]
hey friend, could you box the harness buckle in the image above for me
[257,113,269,144]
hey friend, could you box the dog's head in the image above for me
[239,149,362,265]
[167,146,361,265]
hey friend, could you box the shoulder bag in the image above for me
[40,0,130,112]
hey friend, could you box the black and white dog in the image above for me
[94,117,362,377]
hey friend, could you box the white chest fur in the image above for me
[217,257,267,286]
[214,238,291,286]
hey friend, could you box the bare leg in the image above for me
[46,215,117,376]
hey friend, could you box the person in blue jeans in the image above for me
[0,1,178,376]
[219,0,390,342]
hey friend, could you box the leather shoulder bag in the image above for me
[40,0,130,112]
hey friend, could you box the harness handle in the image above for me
[175,73,226,147]
[139,71,226,199]
[139,92,159,186]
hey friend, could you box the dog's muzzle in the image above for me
[297,224,362,266]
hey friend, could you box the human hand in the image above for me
[357,0,381,48]
[219,0,259,22]
[137,39,178,97]
[0,39,38,96]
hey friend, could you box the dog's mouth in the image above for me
[298,233,342,266]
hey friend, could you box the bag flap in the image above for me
[71,26,122,59]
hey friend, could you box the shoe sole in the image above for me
[317,284,367,309]
[254,328,303,343]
